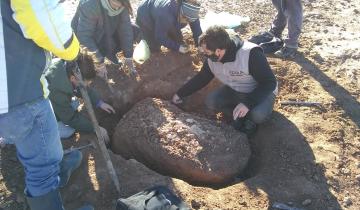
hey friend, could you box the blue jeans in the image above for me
[0,98,63,197]
[205,85,276,124]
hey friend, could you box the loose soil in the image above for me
[1,0,359,210]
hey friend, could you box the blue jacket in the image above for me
[137,0,202,50]
[0,0,79,114]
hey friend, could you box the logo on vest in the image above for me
[229,70,245,76]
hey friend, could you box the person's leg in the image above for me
[205,85,246,120]
[283,0,303,48]
[233,93,275,138]
[57,121,75,139]
[270,0,287,38]
[247,93,276,124]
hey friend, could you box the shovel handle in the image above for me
[73,65,121,194]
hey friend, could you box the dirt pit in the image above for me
[1,0,360,210]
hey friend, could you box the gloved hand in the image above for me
[178,44,189,54]
[172,94,183,104]
[99,126,110,146]
[123,57,138,77]
[98,101,116,114]
[94,62,107,79]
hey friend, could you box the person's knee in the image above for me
[205,94,219,110]
[248,109,272,124]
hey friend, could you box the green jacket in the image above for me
[45,59,100,132]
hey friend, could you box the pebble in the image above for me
[356,174,360,182]
[341,168,351,175]
[186,118,195,124]
[302,199,312,206]
[344,197,352,206]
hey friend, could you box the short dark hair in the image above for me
[66,53,96,80]
[199,26,231,51]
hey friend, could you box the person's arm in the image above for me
[50,90,94,132]
[243,48,277,109]
[189,19,202,46]
[10,0,79,60]
[177,60,214,98]
[116,9,134,58]
[154,13,181,51]
[75,2,104,62]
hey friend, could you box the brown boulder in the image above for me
[111,98,251,185]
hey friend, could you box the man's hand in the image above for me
[123,58,138,76]
[94,62,107,79]
[172,94,183,104]
[99,101,115,114]
[233,103,249,120]
[179,44,189,54]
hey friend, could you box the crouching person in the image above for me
[72,0,139,78]
[0,1,93,209]
[45,53,115,140]
[172,26,278,138]
[136,0,202,53]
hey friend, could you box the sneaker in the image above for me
[239,119,258,139]
[274,46,297,59]
[249,31,275,44]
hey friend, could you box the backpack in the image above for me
[116,186,191,210]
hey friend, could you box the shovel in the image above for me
[73,64,121,194]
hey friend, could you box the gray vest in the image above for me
[208,41,278,94]
[208,41,258,93]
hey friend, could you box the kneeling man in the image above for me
[172,26,278,137]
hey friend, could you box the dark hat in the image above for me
[181,1,200,22]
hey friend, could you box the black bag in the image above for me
[116,186,191,210]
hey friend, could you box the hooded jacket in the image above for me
[45,59,100,132]
[0,0,79,114]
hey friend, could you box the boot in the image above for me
[26,189,64,210]
[59,150,82,188]
[239,119,258,139]
[274,46,297,59]
[26,189,94,210]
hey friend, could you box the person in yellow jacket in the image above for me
[0,1,92,209]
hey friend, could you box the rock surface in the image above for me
[111,98,251,185]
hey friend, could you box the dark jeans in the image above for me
[270,0,303,48]
[205,85,276,124]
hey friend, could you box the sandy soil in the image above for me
[1,0,359,210]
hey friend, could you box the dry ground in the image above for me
[1,0,359,210]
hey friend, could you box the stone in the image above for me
[302,199,312,206]
[344,197,352,206]
[112,98,251,185]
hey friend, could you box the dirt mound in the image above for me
[111,98,251,185]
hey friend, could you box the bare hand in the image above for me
[233,103,249,120]
[99,102,115,114]
[172,94,183,104]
